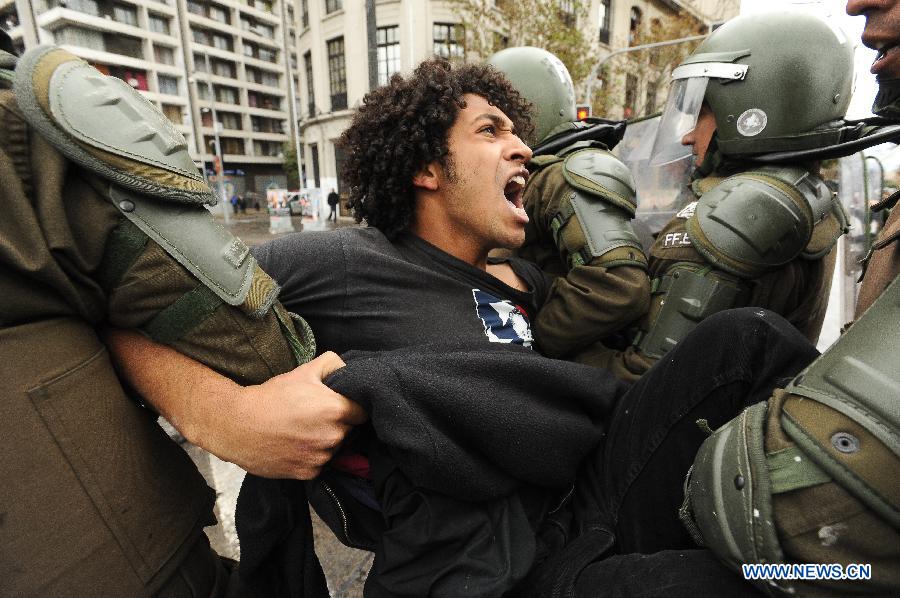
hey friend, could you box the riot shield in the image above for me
[833,152,874,328]
[614,115,694,251]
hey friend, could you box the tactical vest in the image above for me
[635,165,846,359]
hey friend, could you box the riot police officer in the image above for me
[0,43,362,596]
[617,11,852,379]
[489,47,651,373]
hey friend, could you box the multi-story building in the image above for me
[298,0,468,195]
[1,0,741,199]
[1,0,298,196]
[297,0,739,199]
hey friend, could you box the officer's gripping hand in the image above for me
[228,352,369,479]
[105,329,368,480]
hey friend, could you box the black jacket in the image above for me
[236,342,625,597]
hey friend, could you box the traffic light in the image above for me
[575,104,592,121]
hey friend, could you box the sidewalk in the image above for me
[186,209,370,597]
[211,208,358,247]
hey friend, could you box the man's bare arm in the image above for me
[105,329,368,480]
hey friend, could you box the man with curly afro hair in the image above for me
[109,56,561,593]
[340,59,532,247]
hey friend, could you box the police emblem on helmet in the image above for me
[736,108,767,137]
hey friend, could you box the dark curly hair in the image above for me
[338,58,533,239]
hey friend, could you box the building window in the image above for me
[218,137,245,155]
[219,111,242,129]
[213,59,235,77]
[327,36,347,110]
[624,73,637,118]
[433,23,463,60]
[113,3,138,26]
[300,0,309,28]
[208,4,229,24]
[109,67,148,90]
[162,104,183,125]
[215,85,239,104]
[43,0,100,16]
[192,29,210,45]
[187,1,205,16]
[149,14,170,34]
[258,47,277,63]
[376,26,400,86]
[629,6,642,46]
[251,115,281,132]
[253,140,282,157]
[211,33,232,51]
[304,50,315,117]
[325,0,342,14]
[598,0,610,44]
[153,45,175,64]
[248,91,280,110]
[158,75,179,95]
[106,34,144,59]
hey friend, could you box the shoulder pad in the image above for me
[14,45,213,205]
[562,148,637,216]
[567,188,646,268]
[684,166,819,278]
[110,186,256,307]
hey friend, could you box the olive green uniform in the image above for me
[487,47,650,371]
[614,166,841,381]
[519,143,649,368]
[0,47,309,596]
[679,14,900,593]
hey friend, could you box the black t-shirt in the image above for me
[252,227,551,356]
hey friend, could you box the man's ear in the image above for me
[413,162,440,192]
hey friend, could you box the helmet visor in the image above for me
[648,76,708,166]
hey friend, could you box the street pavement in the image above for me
[180,209,371,597]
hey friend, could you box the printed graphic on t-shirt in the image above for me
[472,289,534,348]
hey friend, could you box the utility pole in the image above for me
[278,0,303,190]
[203,52,229,225]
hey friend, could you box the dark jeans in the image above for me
[528,308,819,597]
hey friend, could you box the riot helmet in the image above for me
[650,11,854,165]
[488,46,576,144]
